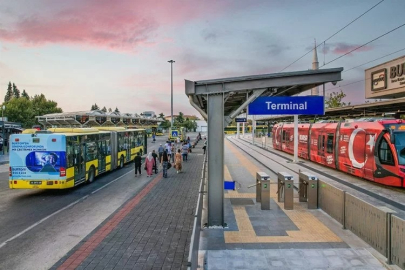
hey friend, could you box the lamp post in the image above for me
[2,105,5,155]
[168,60,175,129]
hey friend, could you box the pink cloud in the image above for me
[0,0,249,52]
[331,43,373,55]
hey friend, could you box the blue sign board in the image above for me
[235,118,247,123]
[171,131,178,137]
[248,96,324,115]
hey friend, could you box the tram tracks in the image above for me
[227,136,405,213]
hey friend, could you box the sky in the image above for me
[0,0,404,118]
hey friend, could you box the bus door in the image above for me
[125,134,131,162]
[74,141,85,184]
[98,140,106,173]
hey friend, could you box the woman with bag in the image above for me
[175,149,182,174]
[145,152,155,177]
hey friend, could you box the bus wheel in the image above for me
[88,166,95,183]
[120,156,124,169]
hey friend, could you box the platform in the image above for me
[198,137,397,270]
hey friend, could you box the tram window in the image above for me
[318,135,325,151]
[394,132,405,165]
[282,131,286,141]
[327,134,334,153]
[379,138,394,166]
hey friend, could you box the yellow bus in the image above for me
[9,127,147,189]
[224,125,252,134]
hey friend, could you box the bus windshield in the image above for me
[394,132,405,165]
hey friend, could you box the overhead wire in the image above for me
[279,0,386,72]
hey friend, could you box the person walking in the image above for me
[182,142,189,161]
[160,150,169,178]
[203,137,207,154]
[167,142,172,163]
[134,152,142,177]
[175,149,182,173]
[152,133,156,143]
[152,150,158,174]
[158,144,164,161]
[145,152,155,177]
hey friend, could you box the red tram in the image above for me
[272,119,405,187]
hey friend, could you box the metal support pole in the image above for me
[168,60,175,128]
[2,105,4,155]
[207,94,224,227]
[242,122,245,137]
[237,122,240,138]
[252,115,256,145]
[293,115,298,162]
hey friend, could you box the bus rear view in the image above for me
[9,133,67,189]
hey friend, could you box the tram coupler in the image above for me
[277,172,294,210]
[299,172,318,209]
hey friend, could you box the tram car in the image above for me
[272,119,405,187]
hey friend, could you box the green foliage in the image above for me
[31,94,63,121]
[90,103,100,110]
[12,83,20,98]
[101,106,107,112]
[3,98,34,127]
[160,119,171,129]
[158,112,164,119]
[175,112,184,124]
[325,90,351,108]
[114,107,120,113]
[108,108,112,112]
[21,90,30,99]
[5,82,12,102]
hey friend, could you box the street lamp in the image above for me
[2,105,5,155]
[168,60,175,129]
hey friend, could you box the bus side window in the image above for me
[67,142,74,168]
[131,132,137,148]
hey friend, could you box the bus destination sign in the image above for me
[248,96,324,115]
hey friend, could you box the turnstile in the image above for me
[277,172,294,210]
[299,172,318,209]
[248,172,270,210]
[256,172,269,202]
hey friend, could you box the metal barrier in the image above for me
[277,172,294,210]
[318,180,345,225]
[345,194,395,262]
[391,215,405,269]
[248,172,270,210]
[298,172,318,209]
[187,149,207,270]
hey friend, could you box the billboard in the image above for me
[365,55,405,99]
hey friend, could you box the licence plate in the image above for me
[30,181,42,185]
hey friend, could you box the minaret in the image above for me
[311,40,319,96]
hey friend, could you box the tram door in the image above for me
[98,140,106,173]
[74,140,85,184]
[317,134,326,165]
[363,133,375,180]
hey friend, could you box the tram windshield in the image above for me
[394,132,405,165]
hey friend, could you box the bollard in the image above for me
[278,172,294,210]
[299,172,318,209]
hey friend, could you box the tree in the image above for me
[101,106,107,112]
[325,90,351,108]
[176,112,184,124]
[90,103,100,110]
[160,119,171,129]
[21,90,30,100]
[31,94,63,123]
[108,108,112,112]
[158,112,165,119]
[114,107,120,113]
[12,83,20,98]
[4,82,13,102]
[2,98,34,128]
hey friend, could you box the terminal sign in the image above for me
[248,96,324,115]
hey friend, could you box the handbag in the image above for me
[167,162,172,169]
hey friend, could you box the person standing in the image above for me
[152,150,158,174]
[134,152,142,177]
[145,152,155,177]
[175,149,182,174]
[152,133,156,143]
[182,142,189,161]
[167,142,172,163]
[203,137,207,154]
[160,150,169,178]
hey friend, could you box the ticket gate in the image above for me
[277,172,294,210]
[298,172,318,209]
[248,172,270,210]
